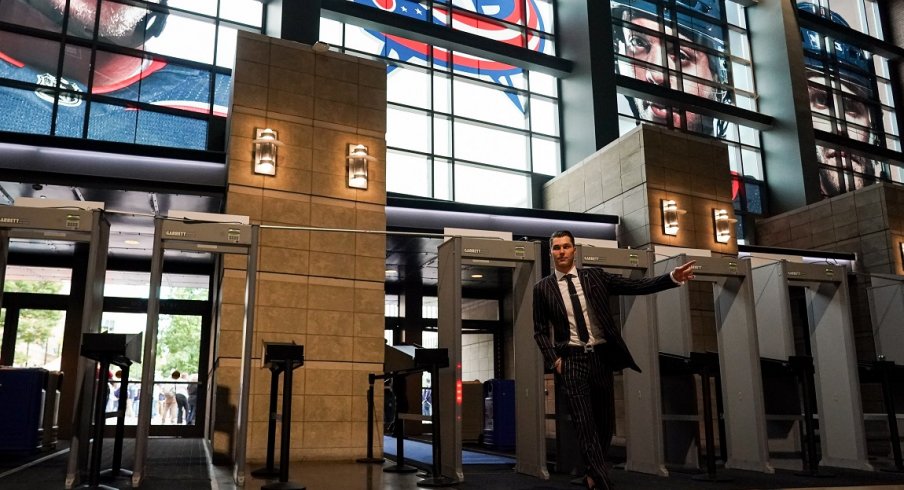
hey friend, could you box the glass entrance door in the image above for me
[101,309,208,437]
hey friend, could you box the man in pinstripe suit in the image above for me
[533,230,696,489]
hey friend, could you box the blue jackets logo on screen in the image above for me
[356,0,548,112]
[35,73,83,107]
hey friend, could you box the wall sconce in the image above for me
[347,144,375,189]
[253,128,281,176]
[713,208,738,243]
[900,242,904,268]
[661,199,686,236]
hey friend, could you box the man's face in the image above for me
[550,236,575,273]
[27,0,151,42]
[623,16,718,131]
[808,77,871,143]
[808,75,874,195]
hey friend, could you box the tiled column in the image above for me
[543,124,737,254]
[214,31,387,463]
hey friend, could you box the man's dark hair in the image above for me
[549,230,575,247]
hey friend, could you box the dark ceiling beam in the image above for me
[797,10,904,60]
[320,0,572,77]
[616,75,774,131]
[0,140,227,195]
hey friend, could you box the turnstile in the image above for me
[0,201,110,489]
[132,213,258,487]
[655,254,771,473]
[437,237,545,482]
[576,247,667,476]
[752,261,871,471]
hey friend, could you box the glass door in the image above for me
[101,309,208,437]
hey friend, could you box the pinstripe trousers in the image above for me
[560,348,614,489]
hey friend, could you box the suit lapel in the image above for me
[547,274,567,318]
[578,268,591,299]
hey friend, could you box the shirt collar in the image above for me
[554,266,578,282]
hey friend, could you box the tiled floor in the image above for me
[215,460,904,490]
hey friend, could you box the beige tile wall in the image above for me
[756,183,904,275]
[215,31,387,463]
[543,124,737,254]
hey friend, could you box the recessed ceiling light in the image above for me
[471,274,483,279]
[385,270,398,276]
[124,239,140,246]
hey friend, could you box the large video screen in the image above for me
[0,0,261,151]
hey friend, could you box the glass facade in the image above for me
[322,1,560,207]
[611,0,764,234]
[0,0,263,151]
[797,0,903,197]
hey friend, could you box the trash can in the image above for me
[0,367,48,453]
[482,379,515,448]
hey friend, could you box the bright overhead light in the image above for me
[124,239,140,246]
[470,274,483,279]
[385,270,398,276]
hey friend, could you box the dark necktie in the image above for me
[564,274,590,343]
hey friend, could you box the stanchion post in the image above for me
[416,363,457,487]
[251,366,282,478]
[879,361,903,471]
[357,373,385,464]
[109,365,131,477]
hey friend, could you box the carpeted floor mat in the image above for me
[383,435,516,467]
[0,437,211,490]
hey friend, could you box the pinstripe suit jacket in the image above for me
[532,267,678,373]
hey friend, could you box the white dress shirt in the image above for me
[554,266,606,347]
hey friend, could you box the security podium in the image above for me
[257,342,304,490]
[76,333,142,489]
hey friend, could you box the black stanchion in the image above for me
[690,352,730,482]
[76,332,141,490]
[356,373,386,465]
[252,365,283,478]
[791,355,832,478]
[416,353,457,488]
[101,365,132,479]
[384,373,418,474]
[259,342,305,490]
[877,360,904,473]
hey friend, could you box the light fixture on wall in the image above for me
[253,128,281,176]
[347,144,375,189]
[900,242,904,268]
[713,208,737,243]
[661,199,685,236]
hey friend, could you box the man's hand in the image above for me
[672,260,696,283]
[554,358,562,374]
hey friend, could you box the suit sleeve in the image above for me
[532,283,557,370]
[601,269,679,296]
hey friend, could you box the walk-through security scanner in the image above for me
[654,254,771,474]
[574,246,667,476]
[751,261,871,471]
[868,274,904,365]
[0,200,110,489]
[862,273,904,471]
[132,213,258,487]
[437,237,546,482]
